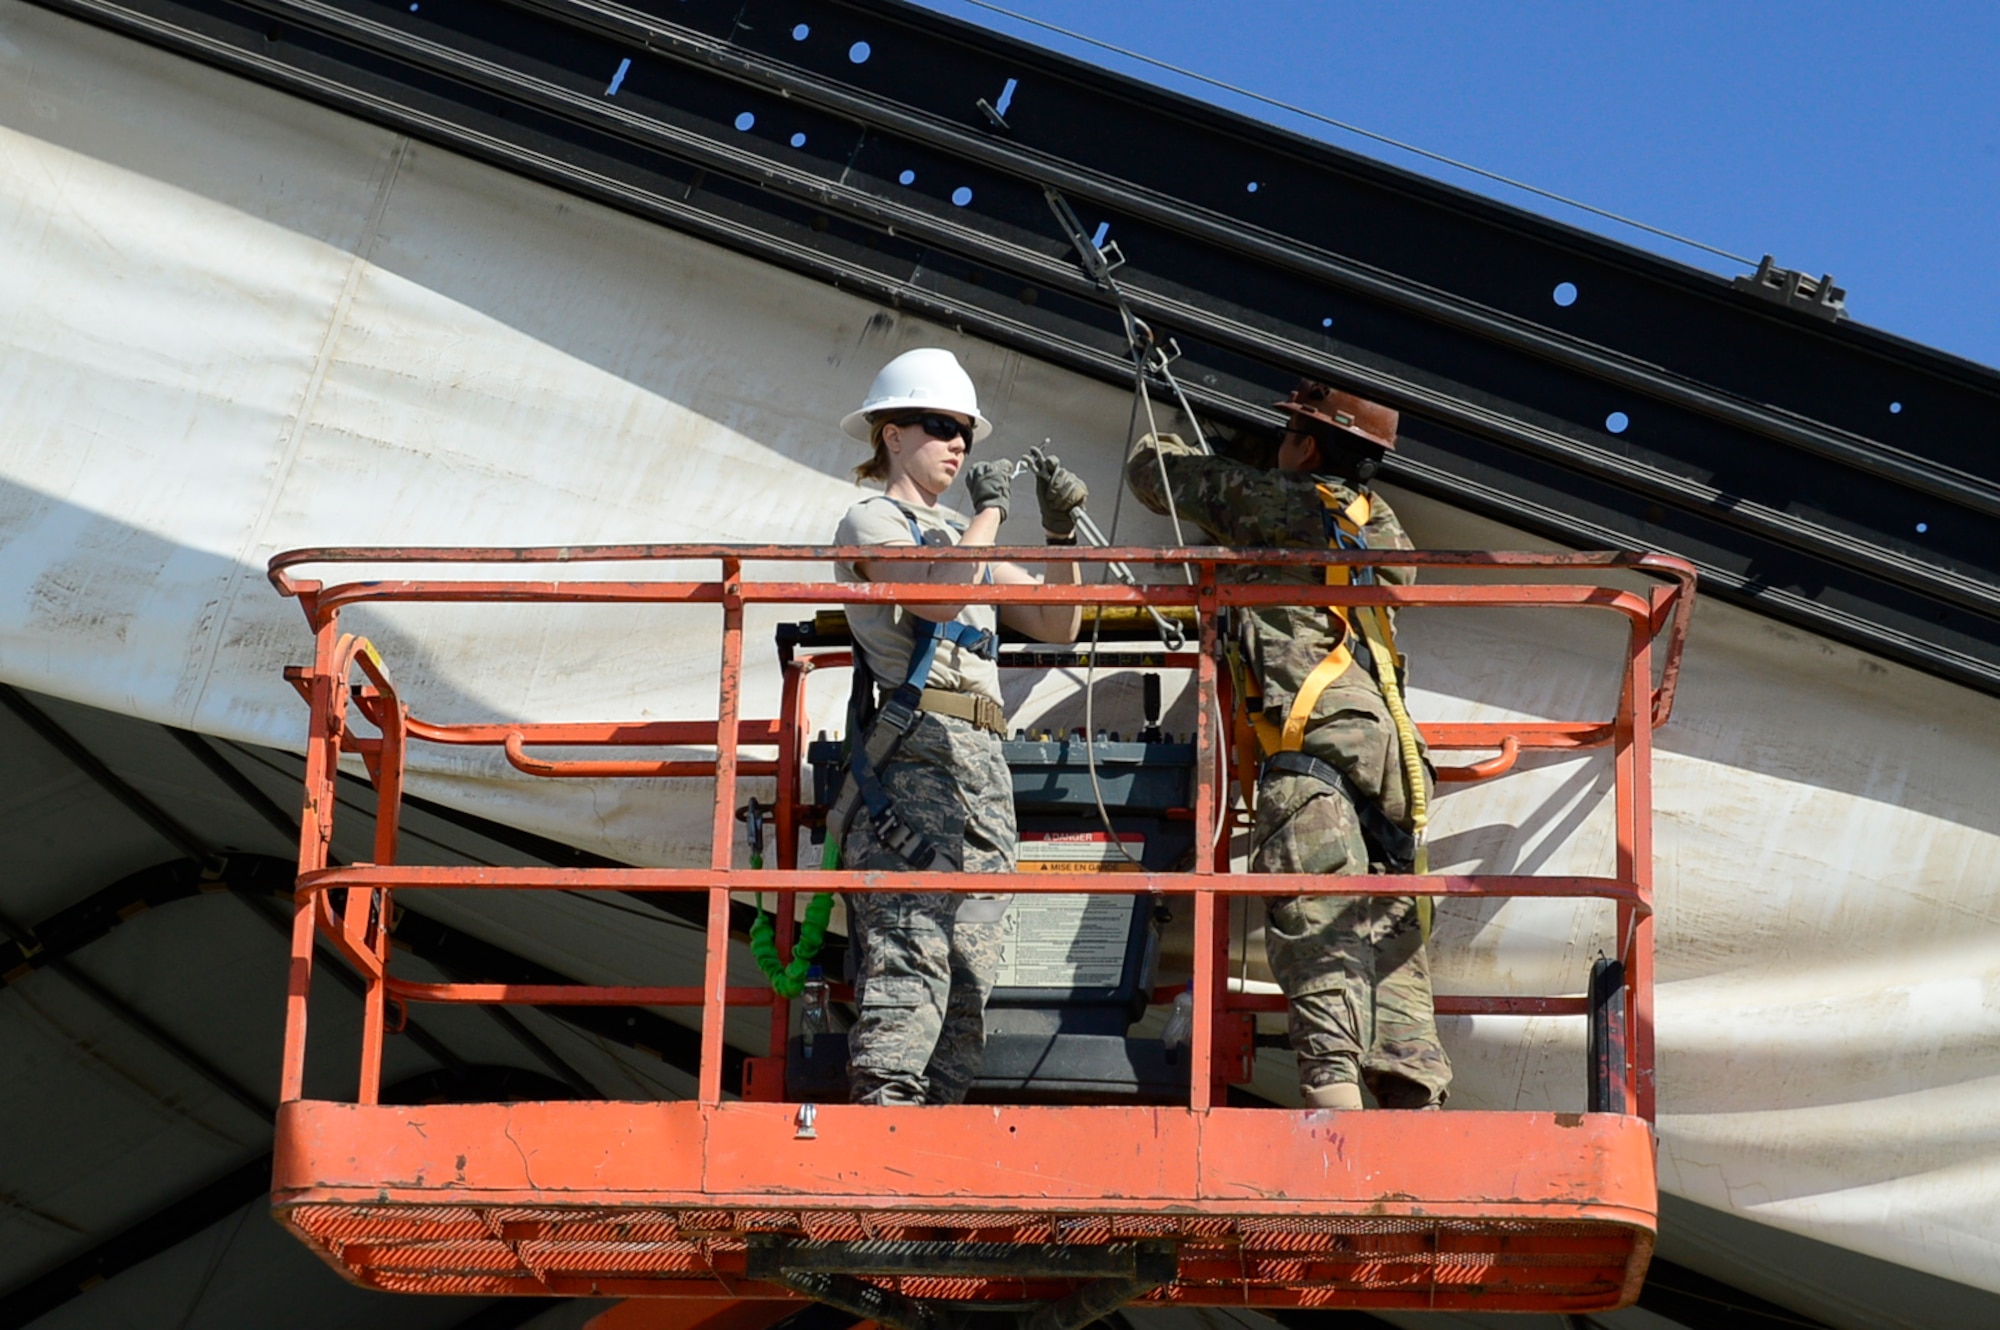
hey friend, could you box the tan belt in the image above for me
[917,688,1007,737]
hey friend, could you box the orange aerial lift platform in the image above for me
[264,542,1693,1323]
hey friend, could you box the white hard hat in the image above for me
[839,347,994,443]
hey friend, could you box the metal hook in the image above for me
[1022,443,1064,480]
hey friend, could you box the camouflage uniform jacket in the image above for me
[1125,432,1414,729]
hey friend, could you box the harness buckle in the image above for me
[873,809,937,870]
[958,627,998,660]
[877,690,920,734]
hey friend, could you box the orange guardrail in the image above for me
[267,543,1690,1118]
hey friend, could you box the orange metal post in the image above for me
[281,614,341,1105]
[355,948,387,1104]
[1211,892,1242,1102]
[282,890,319,1106]
[1625,629,1658,1122]
[372,700,407,867]
[1189,566,1221,1108]
[700,875,735,1107]
[1189,890,1216,1111]
[701,561,746,1105]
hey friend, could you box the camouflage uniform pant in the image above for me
[1253,681,1451,1108]
[842,711,1014,1106]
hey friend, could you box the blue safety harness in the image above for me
[842,499,999,869]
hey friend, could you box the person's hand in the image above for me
[1028,447,1088,536]
[963,459,1012,518]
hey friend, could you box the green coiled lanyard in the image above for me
[740,798,838,999]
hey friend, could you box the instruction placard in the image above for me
[998,832,1145,988]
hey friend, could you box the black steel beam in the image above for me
[0,1067,579,1330]
[0,837,745,1114]
[3,841,719,1087]
[0,851,480,1109]
[388,901,734,1088]
[2,705,730,1094]
[174,733,721,1095]
[225,870,478,1077]
[0,691,286,1119]
[26,0,2000,695]
[164,726,307,851]
[0,685,212,864]
[220,737,726,935]
[0,708,741,1316]
[0,1154,274,1330]
[0,834,717,1101]
[158,734,602,1097]
[1639,1256,1834,1330]
[0,707,478,1080]
[0,895,272,1120]
[3,857,277,983]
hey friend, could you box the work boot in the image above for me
[1370,1072,1445,1110]
[1301,1083,1365,1110]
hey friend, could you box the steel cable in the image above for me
[958,0,1757,267]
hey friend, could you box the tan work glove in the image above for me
[1027,446,1089,536]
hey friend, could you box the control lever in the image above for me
[1139,672,1164,743]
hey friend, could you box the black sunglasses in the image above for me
[889,412,976,446]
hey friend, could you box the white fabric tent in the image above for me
[3,1,1997,1304]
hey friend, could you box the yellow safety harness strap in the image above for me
[1324,487,1374,534]
[1280,648,1352,751]
[1351,597,1433,937]
[1275,487,1374,751]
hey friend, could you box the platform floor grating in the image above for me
[279,1202,1644,1309]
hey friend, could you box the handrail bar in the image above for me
[270,542,1697,580]
[296,864,1647,908]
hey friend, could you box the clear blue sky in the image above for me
[917,1,2000,372]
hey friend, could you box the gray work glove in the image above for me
[1028,446,1089,536]
[963,458,1012,518]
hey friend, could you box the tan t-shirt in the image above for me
[833,495,1003,708]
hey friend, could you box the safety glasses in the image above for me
[891,412,976,446]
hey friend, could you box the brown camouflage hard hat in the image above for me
[1275,381,1398,451]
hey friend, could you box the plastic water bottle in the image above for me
[1161,981,1194,1061]
[800,965,830,1058]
